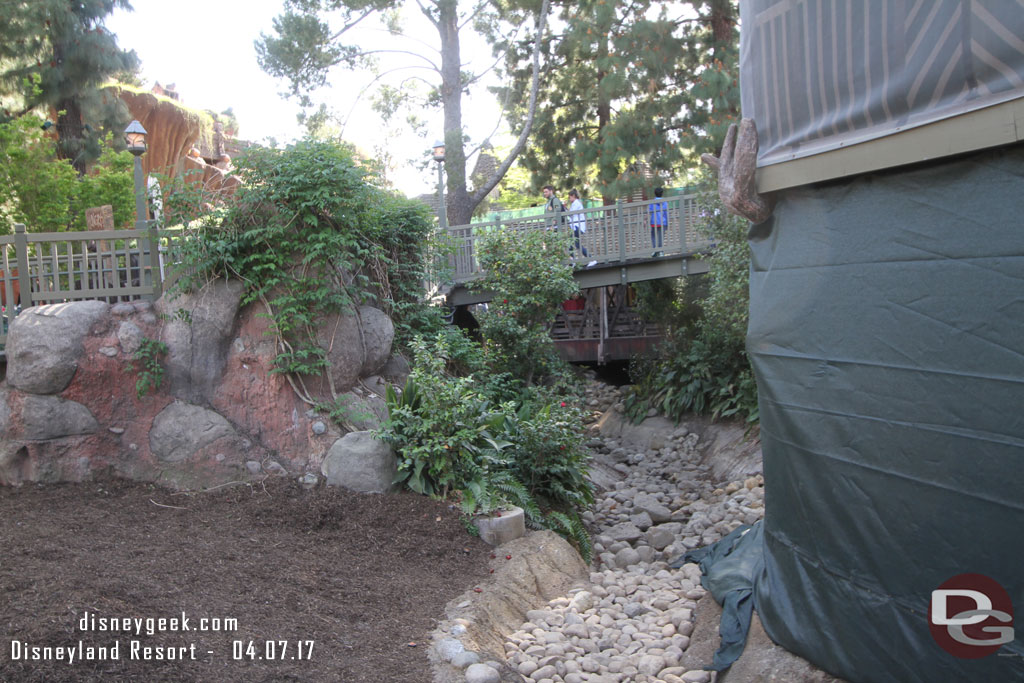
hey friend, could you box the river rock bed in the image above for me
[436,377,766,683]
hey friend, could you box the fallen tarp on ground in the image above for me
[740,144,1024,683]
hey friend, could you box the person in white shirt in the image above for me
[568,189,597,267]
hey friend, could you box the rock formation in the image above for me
[0,282,407,491]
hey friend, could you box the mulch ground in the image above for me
[0,478,494,682]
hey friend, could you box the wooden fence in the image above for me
[0,222,187,349]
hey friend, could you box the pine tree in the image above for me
[495,0,739,201]
[0,0,139,173]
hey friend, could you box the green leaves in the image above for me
[129,338,169,399]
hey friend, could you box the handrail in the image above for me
[443,194,708,284]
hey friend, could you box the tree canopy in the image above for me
[0,0,139,172]
[494,0,738,202]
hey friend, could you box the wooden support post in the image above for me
[617,200,625,263]
[14,224,31,309]
[85,205,115,292]
[148,219,162,300]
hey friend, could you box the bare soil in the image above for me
[0,478,494,682]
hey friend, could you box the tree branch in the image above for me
[469,0,551,207]
[458,0,490,30]
[328,7,377,42]
[415,0,440,29]
[352,49,441,72]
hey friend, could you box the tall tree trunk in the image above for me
[53,41,87,175]
[597,34,614,206]
[437,0,473,226]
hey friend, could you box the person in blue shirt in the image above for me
[648,187,668,257]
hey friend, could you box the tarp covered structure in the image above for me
[741,0,1024,167]
[718,1,1024,681]
[746,145,1024,682]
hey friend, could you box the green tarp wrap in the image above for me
[746,145,1024,682]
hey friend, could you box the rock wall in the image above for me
[0,283,408,490]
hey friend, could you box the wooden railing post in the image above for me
[617,200,625,262]
[14,224,31,309]
[148,219,162,300]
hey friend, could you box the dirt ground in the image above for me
[0,478,494,682]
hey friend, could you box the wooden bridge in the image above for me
[441,194,713,363]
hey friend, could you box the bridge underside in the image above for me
[446,252,709,306]
[447,253,708,363]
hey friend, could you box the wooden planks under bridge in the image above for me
[441,194,712,363]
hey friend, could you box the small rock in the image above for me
[108,427,125,435]
[98,346,118,357]
[299,472,318,488]
[681,671,711,683]
[244,461,261,474]
[311,420,327,435]
[264,460,287,475]
[435,638,464,662]
[464,662,501,683]
[451,650,480,668]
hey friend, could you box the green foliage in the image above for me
[162,137,438,404]
[0,118,134,233]
[0,115,78,232]
[0,0,138,169]
[473,225,579,385]
[74,140,135,230]
[376,331,593,561]
[626,171,758,423]
[130,338,168,398]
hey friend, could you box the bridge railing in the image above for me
[0,222,188,349]
[445,194,707,283]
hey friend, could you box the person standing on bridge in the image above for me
[648,187,668,257]
[568,189,598,268]
[542,185,568,228]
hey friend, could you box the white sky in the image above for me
[105,0,513,197]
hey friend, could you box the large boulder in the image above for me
[20,395,99,440]
[156,279,245,404]
[315,305,394,394]
[149,401,236,463]
[6,300,110,394]
[320,431,397,493]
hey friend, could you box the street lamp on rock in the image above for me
[432,140,447,231]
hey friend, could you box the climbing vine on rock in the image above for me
[163,138,438,415]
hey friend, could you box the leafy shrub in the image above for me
[376,331,593,561]
[473,224,579,385]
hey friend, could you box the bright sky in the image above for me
[105,0,512,197]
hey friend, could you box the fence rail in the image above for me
[1,222,187,350]
[446,194,707,283]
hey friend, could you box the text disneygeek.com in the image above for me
[7,611,314,665]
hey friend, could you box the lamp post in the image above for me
[124,120,148,224]
[432,140,447,231]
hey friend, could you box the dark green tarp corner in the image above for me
[744,145,1024,682]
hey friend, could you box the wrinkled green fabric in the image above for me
[672,523,764,671]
